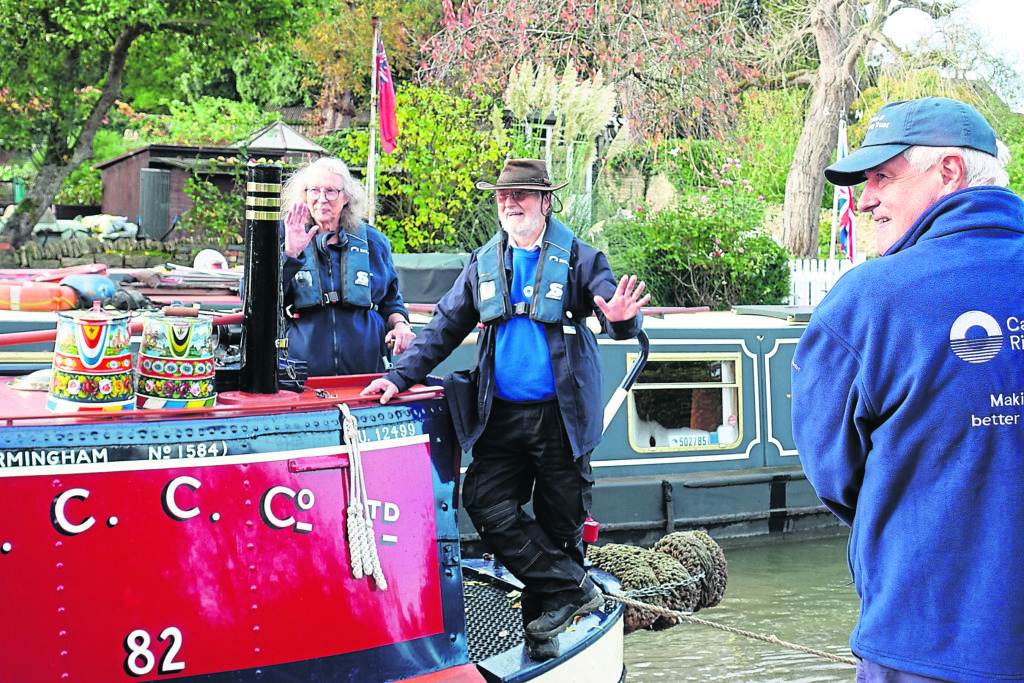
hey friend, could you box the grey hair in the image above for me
[902,143,1010,188]
[281,157,368,230]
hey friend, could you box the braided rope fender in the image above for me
[588,530,727,633]
[340,403,387,590]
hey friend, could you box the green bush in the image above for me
[152,97,279,146]
[732,89,804,204]
[56,129,142,206]
[818,213,834,260]
[1008,141,1024,197]
[55,166,103,205]
[178,170,245,248]
[607,93,799,208]
[318,85,507,253]
[606,138,722,194]
[604,158,790,310]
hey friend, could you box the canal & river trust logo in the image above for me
[949,311,1003,364]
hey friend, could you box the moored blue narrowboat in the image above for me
[423,303,834,552]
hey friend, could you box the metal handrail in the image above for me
[602,328,649,434]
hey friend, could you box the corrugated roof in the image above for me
[239,121,327,154]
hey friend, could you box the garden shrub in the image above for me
[155,97,278,146]
[56,166,103,206]
[318,85,507,253]
[732,88,804,204]
[603,158,791,310]
[178,167,246,248]
[56,129,142,206]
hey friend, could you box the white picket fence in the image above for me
[788,257,866,306]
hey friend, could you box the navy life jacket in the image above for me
[477,217,573,325]
[288,223,372,315]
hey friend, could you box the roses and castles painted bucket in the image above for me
[48,308,135,412]
[136,313,216,408]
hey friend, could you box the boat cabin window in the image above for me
[626,353,741,452]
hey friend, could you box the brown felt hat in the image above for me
[475,158,568,191]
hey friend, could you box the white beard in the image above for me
[502,216,544,247]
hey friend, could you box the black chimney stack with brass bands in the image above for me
[240,163,282,394]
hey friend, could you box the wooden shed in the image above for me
[94,120,326,241]
[94,144,290,240]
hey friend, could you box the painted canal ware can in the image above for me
[47,308,135,411]
[136,313,217,408]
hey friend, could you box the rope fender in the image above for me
[588,530,726,633]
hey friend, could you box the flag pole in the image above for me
[367,16,381,226]
[828,119,843,261]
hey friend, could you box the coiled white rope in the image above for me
[340,403,387,590]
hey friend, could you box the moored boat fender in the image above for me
[588,530,728,633]
[59,273,117,308]
[0,281,77,311]
[653,530,728,609]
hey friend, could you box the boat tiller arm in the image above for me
[602,328,649,434]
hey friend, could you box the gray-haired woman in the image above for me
[280,157,414,376]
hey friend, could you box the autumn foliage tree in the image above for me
[294,0,440,131]
[419,0,760,142]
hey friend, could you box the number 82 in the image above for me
[123,627,185,677]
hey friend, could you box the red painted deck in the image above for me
[1,372,442,424]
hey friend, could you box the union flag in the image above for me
[836,124,856,261]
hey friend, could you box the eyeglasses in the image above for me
[306,187,342,200]
[496,190,537,203]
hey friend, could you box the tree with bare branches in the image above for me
[741,0,959,256]
[419,0,760,142]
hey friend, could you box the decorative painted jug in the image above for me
[48,307,135,412]
[136,312,217,408]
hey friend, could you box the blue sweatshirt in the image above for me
[494,246,556,401]
[792,186,1024,682]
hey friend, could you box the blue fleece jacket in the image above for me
[792,186,1024,682]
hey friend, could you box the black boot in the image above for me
[524,581,603,641]
[525,634,560,661]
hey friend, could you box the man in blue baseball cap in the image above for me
[826,96,1002,254]
[793,97,1024,682]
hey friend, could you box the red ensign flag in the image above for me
[376,36,398,153]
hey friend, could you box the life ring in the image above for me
[0,282,77,311]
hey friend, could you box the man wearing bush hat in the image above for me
[363,158,649,659]
[792,97,1024,682]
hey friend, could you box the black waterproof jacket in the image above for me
[383,217,643,457]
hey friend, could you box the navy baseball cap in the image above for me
[824,97,998,186]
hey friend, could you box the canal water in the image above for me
[622,531,859,682]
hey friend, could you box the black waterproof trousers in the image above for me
[461,398,594,625]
